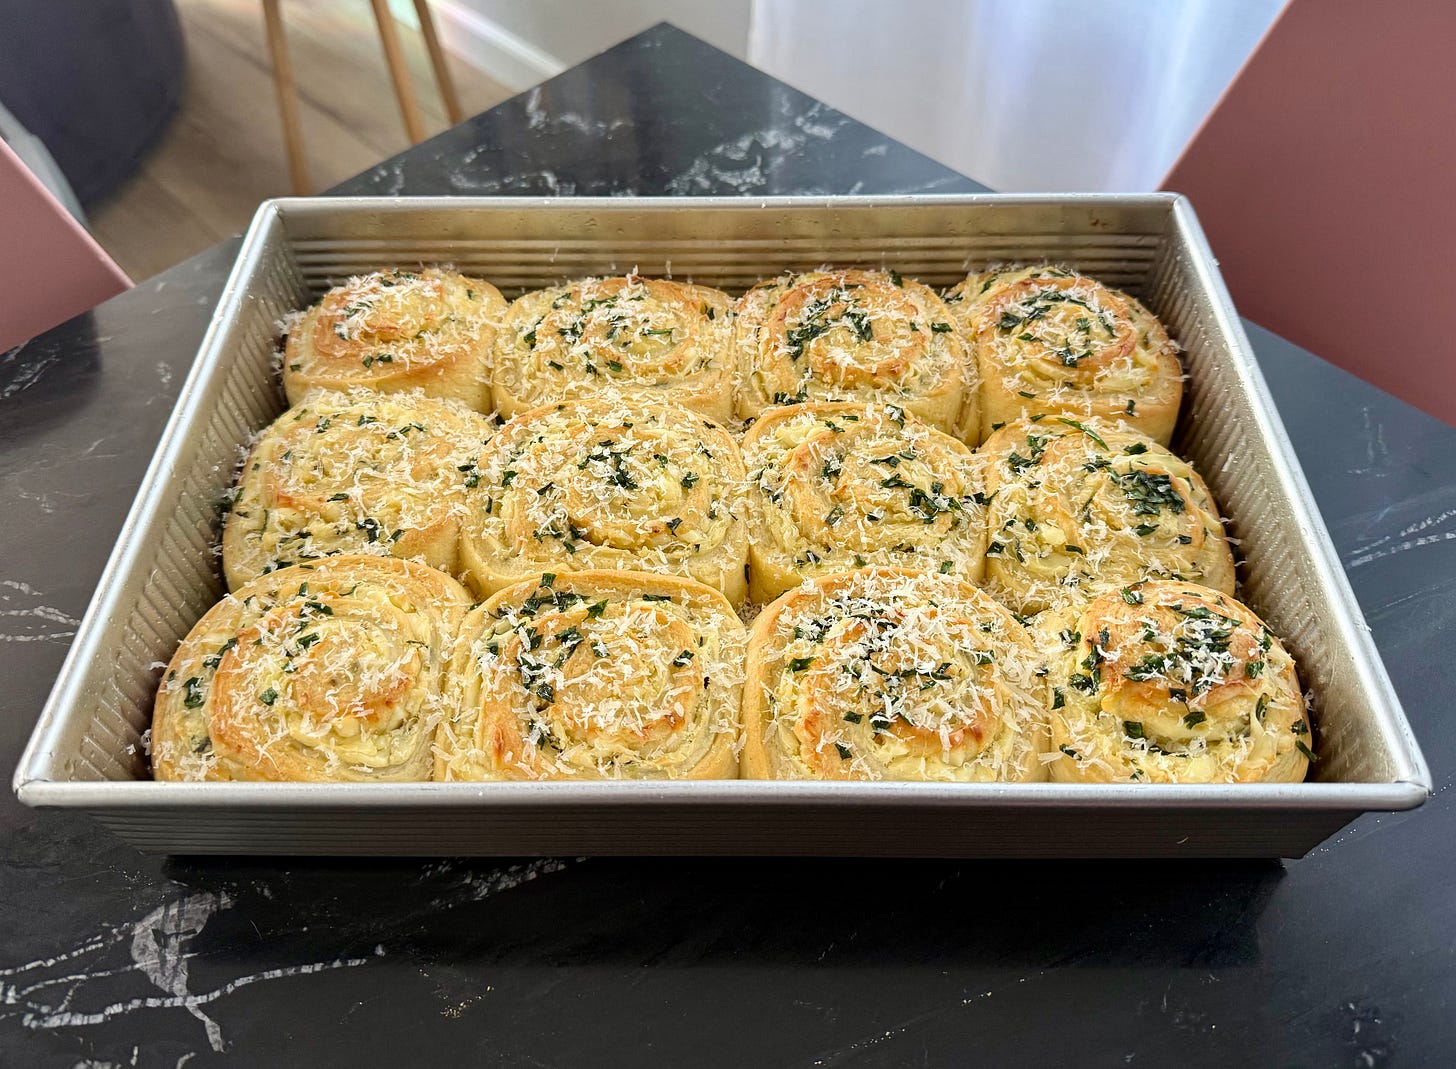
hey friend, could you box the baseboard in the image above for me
[425,0,567,92]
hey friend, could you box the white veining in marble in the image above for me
[666,126,806,195]
[522,86,631,137]
[0,578,80,643]
[0,337,61,400]
[1345,505,1456,569]
[1348,406,1392,477]
[0,892,380,1055]
[524,85,546,128]
[421,857,574,909]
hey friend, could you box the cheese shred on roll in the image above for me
[435,570,746,780]
[742,402,987,604]
[492,275,735,423]
[461,396,749,603]
[979,417,1234,614]
[741,567,1048,781]
[222,391,494,591]
[151,556,471,782]
[735,269,978,441]
[283,268,504,412]
[945,266,1182,444]
[1043,580,1311,783]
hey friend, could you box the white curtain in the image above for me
[747,0,1286,190]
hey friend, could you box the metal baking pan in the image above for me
[13,195,1431,857]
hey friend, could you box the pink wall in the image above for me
[0,139,131,353]
[1162,0,1456,427]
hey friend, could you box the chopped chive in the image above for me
[1056,418,1108,450]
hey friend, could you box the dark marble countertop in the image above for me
[2,24,1452,1067]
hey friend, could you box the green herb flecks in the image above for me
[1112,469,1185,516]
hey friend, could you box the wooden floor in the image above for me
[89,0,514,281]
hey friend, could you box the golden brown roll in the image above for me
[151,555,471,782]
[283,268,504,412]
[980,417,1234,614]
[944,266,1182,444]
[741,567,1048,781]
[221,391,494,591]
[735,269,978,441]
[1042,580,1311,783]
[460,396,749,603]
[742,402,987,604]
[492,275,735,423]
[435,570,746,780]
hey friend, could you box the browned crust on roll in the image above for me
[436,569,745,780]
[152,555,471,782]
[979,416,1234,614]
[1041,580,1310,783]
[222,390,494,591]
[741,402,987,604]
[735,270,978,442]
[460,395,749,603]
[741,566,1047,781]
[492,275,735,423]
[284,268,504,412]
[945,266,1181,444]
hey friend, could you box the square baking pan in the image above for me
[13,195,1431,857]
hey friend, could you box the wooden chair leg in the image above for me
[261,0,310,194]
[412,0,464,124]
[369,0,428,144]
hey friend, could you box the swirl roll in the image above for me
[742,402,987,604]
[151,556,471,782]
[944,266,1182,444]
[1043,580,1311,783]
[492,275,735,423]
[735,270,977,441]
[436,570,746,780]
[461,397,749,603]
[980,417,1234,614]
[222,391,494,591]
[741,568,1048,781]
[283,269,504,412]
